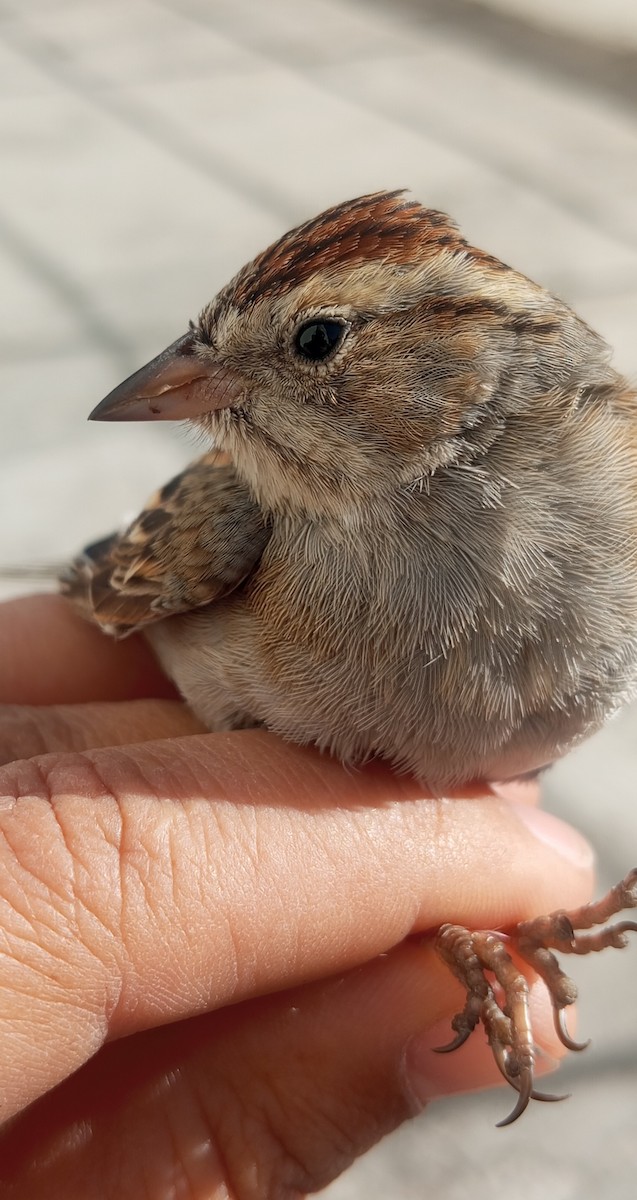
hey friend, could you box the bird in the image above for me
[61,190,637,1123]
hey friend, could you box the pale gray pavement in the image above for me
[0,1,636,1196]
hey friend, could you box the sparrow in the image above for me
[60,190,637,1123]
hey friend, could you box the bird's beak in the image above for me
[89,332,247,422]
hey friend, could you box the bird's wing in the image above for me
[61,452,270,637]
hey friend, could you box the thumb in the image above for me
[0,939,565,1200]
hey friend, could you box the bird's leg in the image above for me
[434,869,637,1125]
[515,871,637,1050]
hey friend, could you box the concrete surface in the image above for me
[0,1,635,1196]
[467,0,637,50]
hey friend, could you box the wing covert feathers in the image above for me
[61,453,269,636]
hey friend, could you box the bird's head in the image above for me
[91,191,607,517]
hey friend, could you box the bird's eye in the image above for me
[294,320,345,362]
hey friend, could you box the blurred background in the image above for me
[0,0,636,1195]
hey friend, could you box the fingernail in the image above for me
[510,803,594,870]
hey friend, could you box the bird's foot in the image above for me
[434,869,637,1126]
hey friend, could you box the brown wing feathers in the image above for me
[61,454,270,637]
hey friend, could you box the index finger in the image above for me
[0,730,593,1120]
[0,595,175,706]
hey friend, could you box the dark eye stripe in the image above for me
[294,320,345,362]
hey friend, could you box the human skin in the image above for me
[0,596,593,1199]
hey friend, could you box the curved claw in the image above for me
[555,1006,590,1052]
[433,1028,471,1054]
[496,1073,533,1127]
[528,1088,570,1104]
[496,1076,569,1125]
[490,1036,568,1121]
[491,1040,516,1085]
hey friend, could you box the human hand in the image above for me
[0,596,593,1200]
